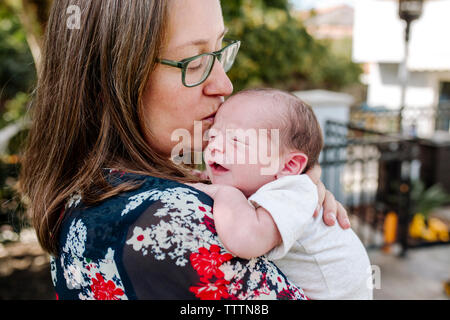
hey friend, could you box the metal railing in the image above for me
[320,120,423,256]
[350,103,450,136]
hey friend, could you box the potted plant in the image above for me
[409,180,450,242]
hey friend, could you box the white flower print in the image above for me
[63,219,87,257]
[122,185,308,300]
[125,187,217,267]
[121,190,161,216]
[66,192,82,209]
[63,260,84,290]
[50,256,57,287]
[126,226,153,252]
[59,247,128,300]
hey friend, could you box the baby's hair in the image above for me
[228,88,324,172]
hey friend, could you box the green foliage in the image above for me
[8,128,29,155]
[1,91,30,129]
[0,160,27,236]
[221,0,362,92]
[0,4,35,136]
[0,5,36,103]
[411,180,450,219]
[0,4,35,238]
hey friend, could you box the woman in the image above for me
[19,0,350,300]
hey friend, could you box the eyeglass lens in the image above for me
[184,42,238,86]
[185,55,215,86]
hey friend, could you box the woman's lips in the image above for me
[202,112,216,125]
[202,115,215,125]
[202,102,222,124]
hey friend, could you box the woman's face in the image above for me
[142,0,233,157]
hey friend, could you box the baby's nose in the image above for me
[205,137,228,168]
[207,132,225,152]
[208,139,223,156]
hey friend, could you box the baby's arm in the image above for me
[186,183,281,259]
[213,185,282,259]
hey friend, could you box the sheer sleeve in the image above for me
[121,184,308,300]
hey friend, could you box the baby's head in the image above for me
[204,88,323,197]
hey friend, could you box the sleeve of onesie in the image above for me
[247,174,318,260]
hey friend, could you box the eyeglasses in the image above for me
[158,39,241,88]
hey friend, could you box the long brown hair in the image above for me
[18,0,204,255]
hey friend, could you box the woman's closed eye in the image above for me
[187,61,204,71]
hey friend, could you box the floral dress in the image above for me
[50,169,308,300]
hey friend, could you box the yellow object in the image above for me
[409,213,426,239]
[409,214,450,242]
[445,281,450,298]
[384,211,398,244]
[428,218,449,242]
[421,228,438,242]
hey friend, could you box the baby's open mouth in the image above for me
[209,162,229,173]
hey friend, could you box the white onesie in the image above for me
[248,175,373,300]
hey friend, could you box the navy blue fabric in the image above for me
[50,169,307,300]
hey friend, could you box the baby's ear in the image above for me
[277,152,309,178]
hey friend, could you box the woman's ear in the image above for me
[276,152,309,178]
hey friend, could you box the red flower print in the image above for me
[252,273,272,299]
[277,287,309,300]
[276,289,296,299]
[201,214,216,234]
[190,245,232,279]
[90,273,124,300]
[228,279,243,299]
[190,277,230,300]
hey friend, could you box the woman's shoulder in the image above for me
[67,168,212,214]
[55,169,308,300]
[101,169,215,222]
[59,169,212,257]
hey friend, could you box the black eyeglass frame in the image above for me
[158,39,241,88]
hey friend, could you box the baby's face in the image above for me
[204,95,284,197]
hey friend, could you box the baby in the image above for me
[188,88,373,300]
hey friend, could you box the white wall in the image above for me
[367,63,435,109]
[353,0,450,70]
[367,65,450,137]
[292,90,353,141]
[353,0,450,136]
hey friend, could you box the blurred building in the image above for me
[352,0,450,136]
[297,5,354,39]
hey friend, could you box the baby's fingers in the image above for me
[322,190,337,226]
[336,201,351,229]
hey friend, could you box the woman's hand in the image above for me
[306,165,351,229]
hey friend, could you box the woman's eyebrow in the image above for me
[175,28,229,50]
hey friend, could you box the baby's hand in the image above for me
[186,183,221,199]
[191,169,210,180]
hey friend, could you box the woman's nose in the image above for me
[203,60,233,97]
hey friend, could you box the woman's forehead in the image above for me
[165,0,225,50]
